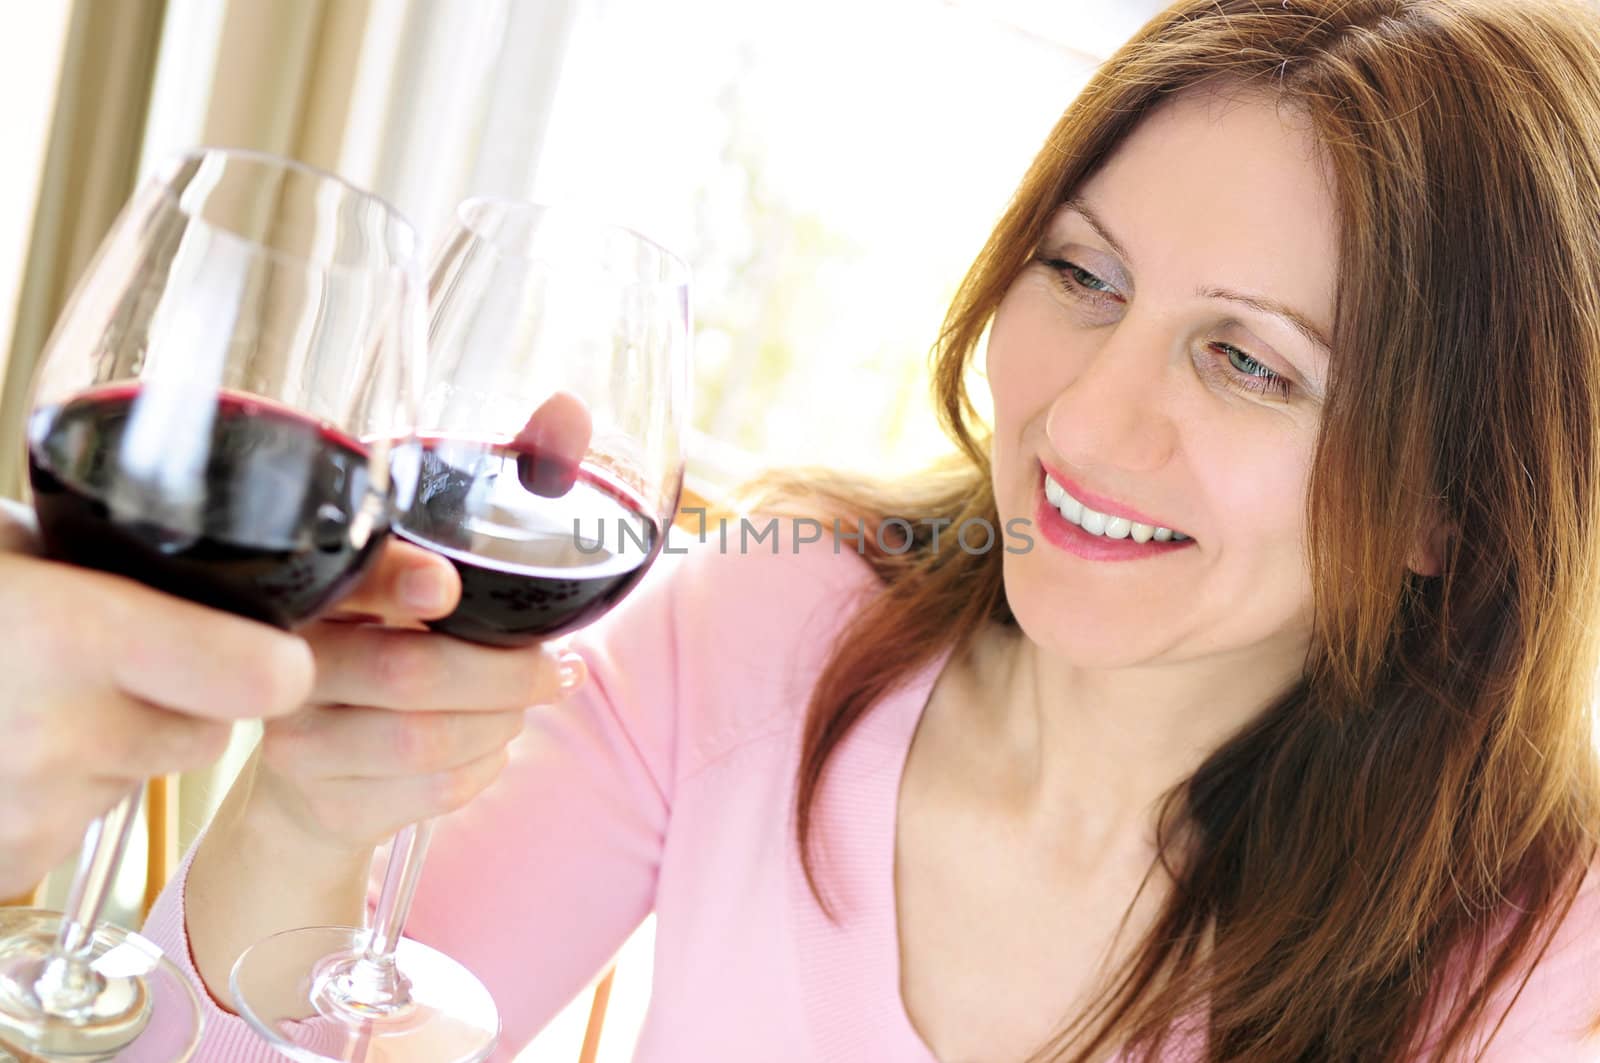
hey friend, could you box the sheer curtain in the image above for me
[0,0,167,503]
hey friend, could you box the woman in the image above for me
[152,0,1600,1059]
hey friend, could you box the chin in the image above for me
[1002,569,1175,671]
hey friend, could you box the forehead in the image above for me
[1062,86,1340,310]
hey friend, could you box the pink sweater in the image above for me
[145,531,1600,1061]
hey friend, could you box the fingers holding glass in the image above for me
[321,537,463,627]
[513,390,595,497]
[305,625,572,712]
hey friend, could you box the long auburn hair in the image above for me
[737,1,1600,1059]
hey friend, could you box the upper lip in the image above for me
[1040,461,1187,535]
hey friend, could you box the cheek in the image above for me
[1204,434,1318,600]
[985,286,1071,477]
[986,287,1061,408]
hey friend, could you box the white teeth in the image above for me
[1043,473,1187,545]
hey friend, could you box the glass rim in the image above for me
[450,195,692,290]
[148,146,422,277]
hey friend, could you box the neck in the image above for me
[958,624,1306,859]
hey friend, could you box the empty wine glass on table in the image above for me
[229,198,691,1063]
[0,148,425,1062]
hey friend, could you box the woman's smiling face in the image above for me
[986,86,1339,676]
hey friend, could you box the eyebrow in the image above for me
[1059,197,1333,356]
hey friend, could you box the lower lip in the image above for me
[1033,478,1195,563]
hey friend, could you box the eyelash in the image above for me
[1037,256,1293,402]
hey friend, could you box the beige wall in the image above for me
[0,0,167,501]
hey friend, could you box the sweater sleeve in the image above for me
[1405,859,1600,1061]
[402,523,880,1058]
[141,524,877,1062]
[1474,862,1600,1060]
[392,535,699,1058]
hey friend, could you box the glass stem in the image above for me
[33,789,142,1016]
[340,819,435,1010]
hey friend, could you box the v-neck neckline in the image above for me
[882,648,952,1062]
[786,643,951,1061]
[782,640,1203,1061]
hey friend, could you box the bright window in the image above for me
[522,0,1169,485]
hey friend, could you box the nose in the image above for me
[1043,319,1178,474]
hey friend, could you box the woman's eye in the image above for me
[1036,255,1295,403]
[1214,343,1292,401]
[1040,257,1121,301]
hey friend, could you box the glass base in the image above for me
[0,908,200,1062]
[230,926,498,1063]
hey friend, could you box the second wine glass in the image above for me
[229,198,691,1063]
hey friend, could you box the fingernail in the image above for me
[556,651,587,693]
[399,568,448,612]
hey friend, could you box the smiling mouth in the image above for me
[1041,470,1190,544]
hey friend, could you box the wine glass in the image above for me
[229,198,691,1063]
[0,148,425,1061]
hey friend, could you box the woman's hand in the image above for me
[184,536,585,1003]
[248,537,585,855]
[0,499,314,898]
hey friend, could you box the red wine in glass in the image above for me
[395,435,661,647]
[28,384,388,630]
